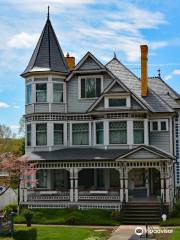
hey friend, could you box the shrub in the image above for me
[4,203,18,216]
[111,211,121,221]
[14,228,37,240]
[21,209,33,227]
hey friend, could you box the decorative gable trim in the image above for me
[66,52,105,81]
[116,145,175,160]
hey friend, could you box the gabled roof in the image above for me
[116,145,175,160]
[106,58,174,113]
[87,79,147,112]
[21,17,69,76]
[66,52,105,81]
[148,77,180,109]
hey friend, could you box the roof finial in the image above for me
[157,68,161,78]
[47,6,50,20]
[113,52,117,59]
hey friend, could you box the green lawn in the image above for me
[0,226,110,240]
[171,229,180,240]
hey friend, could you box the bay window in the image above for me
[26,84,32,104]
[80,77,101,98]
[36,123,47,146]
[36,83,47,102]
[72,123,89,145]
[96,122,104,144]
[133,121,144,144]
[54,123,64,145]
[53,83,63,102]
[109,121,127,144]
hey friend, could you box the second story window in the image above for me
[26,124,31,146]
[96,122,104,144]
[36,83,47,102]
[150,120,168,131]
[133,121,144,144]
[109,98,126,107]
[72,123,89,145]
[26,84,32,104]
[109,121,127,144]
[80,77,101,99]
[54,124,64,145]
[53,83,63,102]
[36,123,47,146]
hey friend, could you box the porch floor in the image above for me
[129,196,160,203]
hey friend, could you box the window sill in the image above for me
[79,97,98,100]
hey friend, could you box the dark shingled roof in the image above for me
[28,148,130,161]
[21,18,69,76]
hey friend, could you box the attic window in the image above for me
[79,76,102,99]
[109,98,126,107]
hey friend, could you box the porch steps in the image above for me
[122,202,161,224]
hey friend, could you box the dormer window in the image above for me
[79,76,102,99]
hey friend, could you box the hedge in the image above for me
[14,228,37,240]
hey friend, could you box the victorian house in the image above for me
[20,14,180,223]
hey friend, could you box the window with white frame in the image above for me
[95,122,104,144]
[150,120,168,131]
[72,123,89,145]
[53,83,64,103]
[26,84,32,104]
[36,169,47,188]
[36,123,47,146]
[80,76,102,98]
[109,98,126,107]
[54,123,64,145]
[133,121,144,144]
[26,124,31,146]
[36,83,47,102]
[109,121,127,144]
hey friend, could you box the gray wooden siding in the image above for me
[25,104,34,114]
[103,73,113,89]
[150,131,170,152]
[51,103,65,112]
[34,103,49,112]
[131,97,143,110]
[125,149,160,159]
[79,57,101,70]
[108,82,125,93]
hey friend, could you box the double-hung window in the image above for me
[26,124,31,146]
[96,122,104,144]
[26,84,32,104]
[54,124,64,145]
[36,169,47,188]
[36,83,47,102]
[53,83,63,102]
[109,121,127,144]
[36,123,47,146]
[72,123,89,145]
[80,77,101,98]
[133,121,144,144]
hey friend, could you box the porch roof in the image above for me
[27,148,130,161]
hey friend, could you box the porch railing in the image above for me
[78,190,120,201]
[27,190,70,201]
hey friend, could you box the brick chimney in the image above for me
[66,53,75,71]
[140,45,148,97]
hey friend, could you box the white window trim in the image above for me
[150,119,169,132]
[26,123,32,147]
[78,75,103,99]
[108,119,128,145]
[133,120,145,145]
[25,83,32,105]
[53,122,66,146]
[93,120,104,146]
[35,82,48,103]
[70,121,91,146]
[52,82,65,103]
[104,95,131,108]
[35,122,48,146]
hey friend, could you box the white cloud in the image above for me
[164,75,172,81]
[10,125,19,130]
[172,69,180,75]
[7,32,39,49]
[0,102,10,109]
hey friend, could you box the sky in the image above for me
[0,0,180,135]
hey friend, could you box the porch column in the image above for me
[69,168,74,202]
[145,168,149,197]
[74,168,79,202]
[124,167,128,202]
[118,168,124,202]
[165,164,170,203]
[160,164,165,202]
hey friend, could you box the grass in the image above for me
[170,229,180,240]
[15,208,119,226]
[0,226,110,240]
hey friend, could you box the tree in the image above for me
[0,125,12,139]
[18,117,25,137]
[0,153,37,212]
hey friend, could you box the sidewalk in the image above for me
[108,225,154,240]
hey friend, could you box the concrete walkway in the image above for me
[108,225,154,240]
